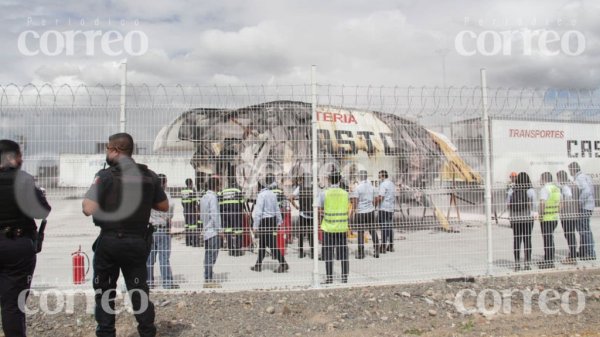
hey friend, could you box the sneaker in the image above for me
[561,258,577,265]
[321,279,333,285]
[523,264,531,271]
[514,264,521,272]
[250,265,262,272]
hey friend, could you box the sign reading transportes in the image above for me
[491,119,600,185]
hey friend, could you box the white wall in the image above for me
[59,154,195,188]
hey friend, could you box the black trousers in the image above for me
[183,207,199,247]
[561,218,578,259]
[297,216,314,256]
[255,217,286,265]
[510,219,533,263]
[541,221,558,263]
[379,210,394,246]
[355,211,379,251]
[222,213,243,251]
[93,233,156,337]
[0,235,36,337]
[323,232,349,281]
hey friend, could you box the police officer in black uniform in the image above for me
[0,139,51,337]
[83,133,168,337]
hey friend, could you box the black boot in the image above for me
[341,260,349,283]
[355,246,365,259]
[274,262,289,273]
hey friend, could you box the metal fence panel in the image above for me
[1,83,598,290]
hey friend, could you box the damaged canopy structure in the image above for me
[154,100,480,228]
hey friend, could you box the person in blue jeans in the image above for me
[200,176,223,288]
[569,162,596,260]
[147,174,179,289]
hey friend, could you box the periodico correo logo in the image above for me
[17,17,149,56]
[455,17,586,56]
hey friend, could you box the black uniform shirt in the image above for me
[0,167,51,231]
[85,158,166,232]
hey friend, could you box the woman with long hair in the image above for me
[508,172,537,271]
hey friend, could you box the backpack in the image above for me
[510,188,530,213]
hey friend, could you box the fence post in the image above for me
[480,68,493,276]
[119,59,127,133]
[311,65,320,288]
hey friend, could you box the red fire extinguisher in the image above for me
[72,245,90,285]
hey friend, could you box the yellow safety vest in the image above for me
[542,184,561,222]
[321,187,349,233]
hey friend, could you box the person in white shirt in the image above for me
[350,170,379,259]
[147,174,179,289]
[251,174,289,273]
[200,176,223,288]
[568,161,596,260]
[374,170,396,253]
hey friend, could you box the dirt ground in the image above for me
[11,268,600,337]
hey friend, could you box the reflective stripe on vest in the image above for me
[272,188,284,206]
[181,189,194,203]
[218,188,244,204]
[543,184,561,222]
[321,187,349,233]
[220,200,244,204]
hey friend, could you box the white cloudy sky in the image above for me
[1,0,599,88]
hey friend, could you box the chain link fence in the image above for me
[1,83,599,291]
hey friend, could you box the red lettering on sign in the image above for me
[317,111,358,124]
[508,128,564,139]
